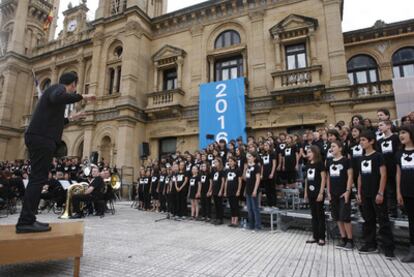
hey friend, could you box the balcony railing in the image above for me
[351,80,393,98]
[271,65,322,90]
[146,89,185,118]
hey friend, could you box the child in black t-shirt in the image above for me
[282,135,299,188]
[224,157,242,227]
[158,166,167,213]
[150,167,159,212]
[377,120,400,217]
[137,167,146,210]
[200,162,212,221]
[396,124,414,263]
[304,145,326,246]
[348,126,364,189]
[244,152,262,231]
[326,141,353,250]
[357,130,395,258]
[175,161,188,219]
[143,168,151,211]
[210,158,225,225]
[189,165,201,220]
[261,141,277,207]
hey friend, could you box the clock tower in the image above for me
[61,0,89,38]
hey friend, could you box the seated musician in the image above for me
[39,171,66,210]
[70,165,104,219]
[102,167,115,201]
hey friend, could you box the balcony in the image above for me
[351,80,393,98]
[146,88,185,119]
[270,65,324,104]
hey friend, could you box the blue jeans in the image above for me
[246,195,261,230]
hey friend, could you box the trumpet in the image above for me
[59,182,89,219]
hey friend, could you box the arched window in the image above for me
[347,55,378,85]
[41,78,51,91]
[100,136,112,165]
[107,43,122,95]
[214,30,241,49]
[392,47,414,78]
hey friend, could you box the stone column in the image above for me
[177,57,183,88]
[0,66,18,123]
[208,56,215,82]
[153,62,159,92]
[9,0,29,54]
[113,66,119,93]
[89,29,105,99]
[51,65,59,84]
[0,137,8,161]
[242,50,248,78]
[273,35,282,71]
[77,57,86,94]
[309,28,318,65]
[82,124,95,158]
[116,119,136,168]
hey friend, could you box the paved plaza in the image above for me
[1,202,414,277]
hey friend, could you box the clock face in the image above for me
[67,20,78,32]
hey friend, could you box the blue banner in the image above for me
[199,77,247,149]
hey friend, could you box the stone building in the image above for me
[0,0,413,175]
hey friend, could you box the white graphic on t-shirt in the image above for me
[201,175,207,183]
[285,148,292,156]
[309,185,315,191]
[208,154,213,161]
[144,178,149,184]
[220,151,225,157]
[279,144,286,150]
[227,172,236,181]
[165,177,170,183]
[213,172,219,181]
[376,130,385,141]
[237,160,241,167]
[330,164,343,177]
[151,176,157,182]
[352,145,363,157]
[212,160,216,167]
[401,153,414,169]
[190,179,196,186]
[327,150,334,159]
[172,176,177,182]
[160,176,165,182]
[263,155,270,165]
[361,160,372,174]
[186,164,191,171]
[177,175,184,182]
[246,167,253,179]
[225,162,229,169]
[307,168,315,181]
[305,145,311,151]
[381,140,393,154]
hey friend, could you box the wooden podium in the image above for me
[0,222,84,277]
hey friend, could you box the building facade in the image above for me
[0,0,413,175]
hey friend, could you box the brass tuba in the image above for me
[111,174,121,190]
[59,182,89,219]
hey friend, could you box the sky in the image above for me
[56,0,414,35]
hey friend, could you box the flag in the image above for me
[32,69,42,98]
[43,10,54,31]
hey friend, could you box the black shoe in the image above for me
[402,246,414,263]
[342,241,354,251]
[70,213,83,219]
[358,245,378,254]
[35,221,50,227]
[336,238,347,249]
[214,220,223,225]
[306,239,318,244]
[384,249,395,260]
[16,222,52,234]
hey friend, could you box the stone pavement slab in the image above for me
[1,202,413,277]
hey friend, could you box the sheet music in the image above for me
[59,180,71,189]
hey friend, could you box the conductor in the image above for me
[16,72,96,233]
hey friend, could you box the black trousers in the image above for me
[263,178,276,206]
[18,134,56,225]
[386,176,397,214]
[159,193,167,212]
[309,196,326,240]
[177,189,188,217]
[404,197,414,245]
[200,196,211,218]
[228,196,239,217]
[213,196,224,221]
[143,190,151,210]
[72,194,93,214]
[167,193,177,216]
[361,196,394,250]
